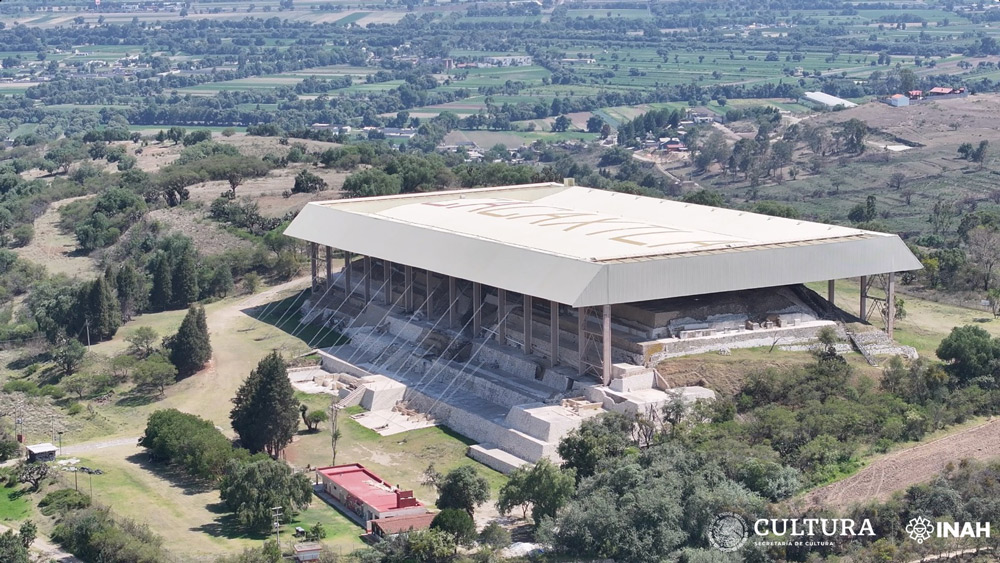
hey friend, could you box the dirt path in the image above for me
[0,522,80,562]
[799,418,1000,511]
[62,437,140,456]
[14,195,97,278]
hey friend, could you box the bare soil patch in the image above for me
[798,418,1000,511]
[14,195,98,279]
[145,207,255,256]
[184,165,347,217]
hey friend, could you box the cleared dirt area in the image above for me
[799,418,1000,511]
[14,195,98,279]
[144,208,256,256]
[184,165,347,217]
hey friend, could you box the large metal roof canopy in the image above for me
[284,183,921,307]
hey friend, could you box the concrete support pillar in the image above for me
[383,261,391,305]
[549,301,559,367]
[497,289,507,346]
[325,246,332,290]
[363,256,372,303]
[344,251,353,294]
[577,307,586,375]
[859,275,868,322]
[472,282,482,336]
[448,277,458,328]
[425,270,433,320]
[523,294,533,355]
[602,304,612,385]
[404,265,414,312]
[310,242,318,292]
[886,272,896,336]
[827,279,835,306]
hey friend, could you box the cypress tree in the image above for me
[171,250,199,308]
[115,262,146,321]
[230,352,300,456]
[150,254,172,312]
[84,275,120,341]
[167,305,211,378]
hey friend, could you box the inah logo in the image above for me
[906,516,934,544]
[709,512,749,552]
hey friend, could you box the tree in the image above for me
[586,115,605,133]
[126,327,158,358]
[133,355,178,395]
[552,115,572,132]
[342,169,402,198]
[958,142,974,160]
[149,254,173,312]
[966,227,1000,291]
[681,189,725,207]
[17,462,49,491]
[114,262,145,322]
[434,465,490,517]
[171,251,199,308]
[936,325,1000,388]
[55,339,86,375]
[292,170,328,194]
[219,458,312,532]
[0,530,29,563]
[17,521,35,550]
[972,140,990,169]
[300,405,328,431]
[141,409,244,480]
[988,288,1000,319]
[230,352,300,456]
[430,508,476,544]
[839,118,868,154]
[497,458,576,525]
[167,306,212,378]
[557,412,634,480]
[82,276,120,342]
[888,172,906,191]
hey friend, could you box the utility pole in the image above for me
[85,319,91,349]
[57,431,63,456]
[271,506,283,548]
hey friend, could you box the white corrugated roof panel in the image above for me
[284,183,921,307]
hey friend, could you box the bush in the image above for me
[66,402,83,416]
[39,384,65,400]
[10,224,33,247]
[52,507,170,563]
[140,409,246,480]
[39,488,91,516]
[479,521,512,549]
[2,380,39,395]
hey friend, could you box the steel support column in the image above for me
[886,272,896,335]
[310,243,318,292]
[549,301,559,367]
[472,282,482,336]
[404,266,414,312]
[363,256,371,303]
[344,251,353,294]
[383,260,391,305]
[497,289,507,345]
[325,246,332,290]
[859,275,868,322]
[425,270,433,319]
[448,277,458,328]
[827,280,835,306]
[523,294,533,355]
[602,304,612,385]
[577,307,586,375]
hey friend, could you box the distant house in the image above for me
[292,542,323,562]
[659,137,688,152]
[26,443,56,462]
[927,86,967,98]
[907,90,923,100]
[381,127,417,139]
[888,94,909,107]
[484,55,533,67]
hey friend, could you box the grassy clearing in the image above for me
[0,485,31,523]
[248,291,348,349]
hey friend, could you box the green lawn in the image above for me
[0,485,31,523]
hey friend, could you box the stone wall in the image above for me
[643,322,834,364]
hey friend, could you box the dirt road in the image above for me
[800,418,1000,511]
[13,195,97,279]
[0,522,80,562]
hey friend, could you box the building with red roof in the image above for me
[317,464,431,531]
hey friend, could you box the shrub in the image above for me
[39,384,65,400]
[66,402,83,416]
[431,508,477,544]
[10,224,33,247]
[2,380,39,395]
[39,488,91,516]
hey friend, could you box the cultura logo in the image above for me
[708,512,749,552]
[906,516,934,544]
